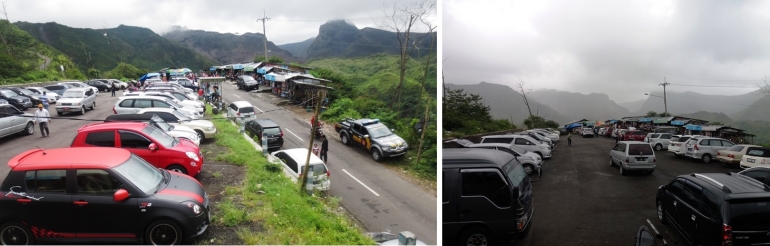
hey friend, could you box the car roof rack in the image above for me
[692,173,732,193]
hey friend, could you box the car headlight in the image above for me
[186,151,200,161]
[382,146,390,151]
[76,102,82,106]
[181,201,203,215]
[206,127,214,131]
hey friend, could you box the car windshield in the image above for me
[112,154,163,194]
[142,125,176,147]
[19,89,35,95]
[45,85,66,91]
[678,137,691,143]
[67,83,84,87]
[171,110,192,121]
[508,145,528,155]
[504,160,528,187]
[367,125,394,138]
[628,144,654,155]
[62,90,83,98]
[171,93,187,101]
[0,90,17,97]
[729,199,770,229]
[166,99,183,108]
[150,116,173,132]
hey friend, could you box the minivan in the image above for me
[610,141,656,175]
[443,148,533,246]
[645,133,672,151]
[227,101,257,124]
[684,137,735,163]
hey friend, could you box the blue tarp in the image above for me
[639,118,652,122]
[565,123,582,129]
[685,124,702,131]
[671,120,686,126]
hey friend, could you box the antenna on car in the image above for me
[35,146,46,155]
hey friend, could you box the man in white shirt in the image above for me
[33,104,51,137]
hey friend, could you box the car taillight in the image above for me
[728,154,735,159]
[327,170,330,177]
[653,157,656,163]
[625,157,629,163]
[695,144,699,150]
[237,112,240,117]
[723,224,733,246]
[112,106,117,114]
[717,152,721,156]
[280,131,284,137]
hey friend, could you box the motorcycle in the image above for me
[635,226,671,246]
[313,123,325,140]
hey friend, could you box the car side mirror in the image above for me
[364,135,370,139]
[114,189,130,202]
[148,143,157,151]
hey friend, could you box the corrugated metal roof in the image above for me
[701,125,725,131]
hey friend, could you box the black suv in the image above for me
[245,119,283,150]
[443,148,533,246]
[0,89,33,110]
[86,80,112,92]
[236,75,259,91]
[656,172,770,246]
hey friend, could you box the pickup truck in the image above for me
[334,118,408,161]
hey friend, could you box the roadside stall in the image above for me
[284,74,332,109]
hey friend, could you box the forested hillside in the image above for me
[0,20,84,83]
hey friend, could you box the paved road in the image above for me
[221,84,436,244]
[517,135,742,246]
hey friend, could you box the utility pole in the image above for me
[660,78,670,116]
[301,89,326,195]
[256,10,270,63]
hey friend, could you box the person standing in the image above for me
[567,132,572,146]
[320,135,329,163]
[111,83,117,97]
[39,92,49,109]
[34,104,51,137]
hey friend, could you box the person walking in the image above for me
[39,92,49,109]
[320,135,329,163]
[567,132,572,146]
[34,104,51,137]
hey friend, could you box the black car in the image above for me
[236,75,259,91]
[739,166,770,186]
[44,84,71,96]
[86,80,112,92]
[656,172,770,246]
[5,87,41,106]
[0,89,32,110]
[0,147,210,244]
[443,148,533,246]
[245,119,284,150]
[174,79,198,91]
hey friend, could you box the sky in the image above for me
[443,0,770,103]
[8,0,436,45]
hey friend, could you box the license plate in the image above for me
[688,148,693,151]
[748,159,755,163]
[63,107,69,110]
[636,158,647,161]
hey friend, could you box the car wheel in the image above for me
[166,164,188,175]
[460,226,494,246]
[341,133,350,145]
[79,106,85,115]
[24,122,34,135]
[523,164,534,176]
[654,144,662,151]
[195,130,204,140]
[91,101,96,110]
[657,201,668,224]
[535,152,543,159]
[145,220,183,245]
[620,164,626,176]
[702,154,712,163]
[609,157,614,167]
[372,149,383,162]
[0,222,34,245]
[56,111,62,116]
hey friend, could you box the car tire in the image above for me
[654,144,662,151]
[371,149,383,162]
[0,221,34,245]
[523,164,534,176]
[657,201,668,224]
[609,157,615,167]
[90,101,96,110]
[460,226,494,246]
[195,130,204,140]
[145,220,183,245]
[79,106,85,115]
[24,122,34,135]
[620,164,626,176]
[702,154,712,163]
[167,164,188,175]
[341,133,351,145]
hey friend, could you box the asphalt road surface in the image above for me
[516,135,743,246]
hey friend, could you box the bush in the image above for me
[321,98,362,122]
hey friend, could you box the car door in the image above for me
[0,106,11,137]
[71,169,140,236]
[131,99,153,113]
[442,169,458,242]
[696,189,722,244]
[83,131,117,147]
[677,180,703,243]
[21,169,75,236]
[662,179,686,229]
[117,130,160,165]
[719,140,734,152]
[1,106,23,133]
[457,168,515,237]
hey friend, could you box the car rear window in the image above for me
[264,127,281,135]
[728,145,745,152]
[671,136,681,142]
[677,136,691,143]
[45,85,66,90]
[729,200,770,229]
[650,134,660,138]
[628,144,654,155]
[239,107,255,113]
[310,164,327,176]
[746,148,770,158]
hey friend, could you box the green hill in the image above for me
[305,20,436,60]
[678,111,734,125]
[733,95,770,122]
[15,22,215,74]
[162,26,296,64]
[0,20,84,83]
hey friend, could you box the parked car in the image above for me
[124,91,204,115]
[645,133,672,151]
[24,86,59,103]
[717,144,761,166]
[517,131,553,148]
[147,82,194,94]
[598,127,606,136]
[667,135,695,157]
[244,119,284,151]
[5,87,42,106]
[62,81,99,94]
[171,78,198,91]
[0,147,209,244]
[236,75,259,91]
[581,127,595,138]
[465,143,543,176]
[271,148,330,191]
[145,84,197,100]
[738,166,770,186]
[114,96,202,119]
[54,88,97,116]
[227,101,257,124]
[0,104,35,138]
[0,89,32,110]
[684,137,734,163]
[86,80,112,92]
[71,122,204,175]
[621,130,647,141]
[610,141,656,175]
[104,114,201,146]
[656,172,770,246]
[529,129,558,143]
[143,88,199,102]
[443,148,533,246]
[0,99,6,105]
[334,118,408,161]
[102,79,127,89]
[739,147,770,170]
[480,135,552,159]
[44,84,71,97]
[138,108,217,140]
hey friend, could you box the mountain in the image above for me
[618,99,646,112]
[445,82,569,126]
[732,95,770,122]
[0,20,84,81]
[305,20,436,60]
[633,90,764,116]
[15,22,215,73]
[278,37,315,58]
[162,26,294,64]
[678,111,734,125]
[528,89,631,121]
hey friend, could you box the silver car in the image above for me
[684,137,735,163]
[645,133,672,151]
[480,135,552,159]
[610,141,656,175]
[466,143,543,176]
[55,88,96,116]
[0,104,35,138]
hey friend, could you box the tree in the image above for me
[762,76,770,95]
[254,55,266,63]
[268,56,284,63]
[658,112,671,117]
[0,1,14,58]
[544,120,559,129]
[444,88,512,134]
[646,111,658,117]
[88,68,100,79]
[516,79,534,118]
[0,51,23,78]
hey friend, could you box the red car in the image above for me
[623,130,647,141]
[71,122,203,176]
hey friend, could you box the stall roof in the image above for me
[701,125,725,131]
[653,117,674,123]
[564,119,589,126]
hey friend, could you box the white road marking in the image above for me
[342,169,380,197]
[284,128,304,142]
[233,94,241,98]
[646,219,668,246]
[254,106,264,113]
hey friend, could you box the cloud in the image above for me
[443,0,770,102]
[8,0,436,45]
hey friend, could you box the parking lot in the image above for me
[517,135,743,246]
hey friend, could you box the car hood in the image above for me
[524,152,541,161]
[6,96,28,101]
[154,170,206,204]
[57,97,84,104]
[170,125,197,134]
[175,137,200,151]
[373,135,408,148]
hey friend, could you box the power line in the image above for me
[668,83,760,88]
[665,77,762,82]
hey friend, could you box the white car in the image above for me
[227,101,257,124]
[107,79,128,89]
[104,113,201,146]
[581,127,595,138]
[62,82,99,94]
[23,87,59,103]
[114,95,202,119]
[124,91,204,115]
[138,108,217,140]
[740,147,770,169]
[271,148,330,191]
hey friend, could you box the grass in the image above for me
[206,105,375,244]
[212,171,223,178]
